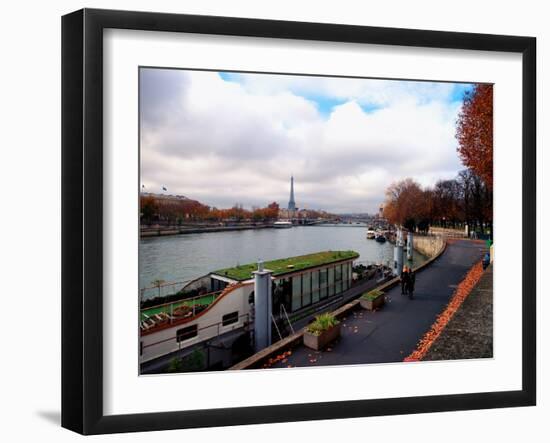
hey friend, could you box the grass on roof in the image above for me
[212,250,359,281]
[140,293,217,320]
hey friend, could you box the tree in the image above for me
[456,84,493,189]
[140,195,158,224]
[265,202,280,219]
[383,178,425,229]
[457,168,492,234]
[432,179,463,227]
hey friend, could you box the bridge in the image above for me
[299,217,388,227]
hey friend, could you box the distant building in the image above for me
[140,192,207,223]
[278,208,292,219]
[141,192,193,206]
[379,203,384,219]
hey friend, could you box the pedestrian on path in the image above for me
[401,266,409,295]
[482,252,490,270]
[407,268,416,299]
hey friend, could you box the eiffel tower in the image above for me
[288,176,296,211]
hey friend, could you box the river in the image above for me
[139,224,427,298]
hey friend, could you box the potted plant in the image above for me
[360,289,385,311]
[303,312,341,350]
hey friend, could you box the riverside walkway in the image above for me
[270,239,488,368]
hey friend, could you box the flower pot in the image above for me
[360,293,385,311]
[303,323,341,350]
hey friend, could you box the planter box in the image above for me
[360,294,385,311]
[303,323,341,351]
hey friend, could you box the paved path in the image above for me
[271,239,487,368]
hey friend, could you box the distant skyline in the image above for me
[140,68,473,213]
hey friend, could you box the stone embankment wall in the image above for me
[413,235,445,258]
[428,226,466,238]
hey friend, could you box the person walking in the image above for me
[400,266,409,295]
[407,268,416,300]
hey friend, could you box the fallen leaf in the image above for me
[404,261,484,361]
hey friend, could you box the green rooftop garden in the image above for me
[140,293,218,321]
[212,250,359,281]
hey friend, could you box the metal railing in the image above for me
[280,304,295,335]
[140,279,196,301]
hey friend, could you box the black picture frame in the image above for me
[62,8,536,435]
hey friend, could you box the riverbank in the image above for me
[141,223,273,237]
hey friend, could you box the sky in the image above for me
[140,68,473,214]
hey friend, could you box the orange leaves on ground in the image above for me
[262,350,292,369]
[404,261,485,362]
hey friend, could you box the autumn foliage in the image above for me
[456,84,493,190]
[383,170,492,233]
[383,178,430,231]
[140,194,282,225]
[140,194,209,224]
[404,261,485,362]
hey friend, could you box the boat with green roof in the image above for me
[140,250,360,372]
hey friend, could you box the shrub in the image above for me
[182,349,205,372]
[168,357,183,372]
[306,312,339,336]
[167,349,205,373]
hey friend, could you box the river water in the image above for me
[139,225,427,297]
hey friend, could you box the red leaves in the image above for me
[404,261,485,362]
[456,85,493,190]
[383,179,426,226]
[262,350,292,369]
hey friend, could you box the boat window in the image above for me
[176,325,198,342]
[311,270,320,303]
[319,269,328,299]
[335,264,342,294]
[302,271,311,307]
[328,267,335,297]
[335,264,342,281]
[222,311,239,326]
[342,263,350,290]
[291,275,302,311]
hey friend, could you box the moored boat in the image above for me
[273,220,293,228]
[140,250,359,371]
[375,232,387,243]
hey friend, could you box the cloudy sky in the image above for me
[140,68,473,213]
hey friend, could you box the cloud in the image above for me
[221,72,470,107]
[140,69,469,213]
